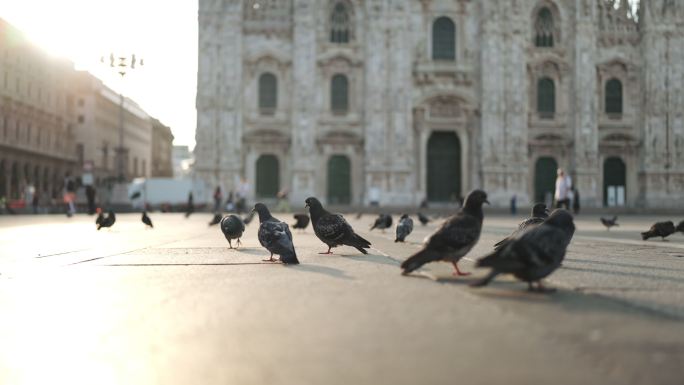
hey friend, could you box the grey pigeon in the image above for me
[142,211,153,228]
[293,213,310,230]
[97,211,116,230]
[494,203,549,250]
[209,212,222,226]
[401,190,489,276]
[395,214,414,242]
[370,214,392,231]
[220,214,245,249]
[417,212,430,226]
[676,220,684,234]
[600,216,618,231]
[253,203,299,264]
[471,209,575,292]
[641,221,675,241]
[306,197,371,255]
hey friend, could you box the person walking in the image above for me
[213,186,223,212]
[63,172,77,217]
[85,185,97,215]
[236,177,249,214]
[554,168,572,210]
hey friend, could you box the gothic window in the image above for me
[331,74,349,114]
[330,2,351,43]
[258,72,277,114]
[432,17,455,60]
[605,78,623,115]
[535,8,554,47]
[537,77,555,118]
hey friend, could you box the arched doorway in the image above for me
[534,157,558,205]
[255,154,279,198]
[427,131,461,202]
[604,157,626,207]
[327,155,351,205]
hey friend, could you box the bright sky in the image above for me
[0,0,198,148]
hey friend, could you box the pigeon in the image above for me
[253,203,299,264]
[97,211,116,230]
[242,210,256,225]
[600,216,619,231]
[641,221,675,241]
[292,213,310,231]
[208,212,222,226]
[95,208,105,228]
[142,211,153,228]
[493,203,549,250]
[305,197,371,255]
[471,209,575,292]
[355,212,363,220]
[395,214,414,242]
[401,190,489,276]
[370,214,392,232]
[220,214,245,249]
[417,212,430,226]
[675,220,684,234]
[130,191,141,200]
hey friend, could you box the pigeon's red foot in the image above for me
[262,256,276,262]
[318,251,333,255]
[451,262,471,276]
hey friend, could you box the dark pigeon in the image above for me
[208,212,222,226]
[675,220,684,234]
[97,211,116,230]
[129,191,141,200]
[370,214,392,232]
[641,221,675,241]
[417,212,430,226]
[292,213,310,230]
[395,214,414,243]
[306,197,371,255]
[142,211,153,228]
[220,214,245,249]
[600,216,619,231]
[471,209,575,292]
[493,203,549,250]
[254,203,299,264]
[95,209,105,228]
[401,190,489,276]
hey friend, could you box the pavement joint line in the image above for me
[102,262,276,267]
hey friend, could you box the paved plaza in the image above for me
[0,211,683,384]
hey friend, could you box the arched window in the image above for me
[605,78,623,115]
[330,2,351,43]
[258,73,277,114]
[331,74,349,114]
[432,17,455,60]
[537,77,555,118]
[535,8,554,47]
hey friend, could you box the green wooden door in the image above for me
[604,157,626,206]
[256,155,279,198]
[427,132,461,202]
[327,155,351,204]
[534,157,558,204]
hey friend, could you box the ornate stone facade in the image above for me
[196,0,684,208]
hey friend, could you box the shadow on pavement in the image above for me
[291,264,354,280]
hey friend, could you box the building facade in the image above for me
[195,0,684,208]
[151,118,175,177]
[74,71,153,185]
[0,18,78,201]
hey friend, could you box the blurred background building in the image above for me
[195,0,684,209]
[0,17,175,206]
[0,18,78,201]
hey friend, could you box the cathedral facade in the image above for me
[195,0,684,208]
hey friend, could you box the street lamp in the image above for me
[100,53,144,182]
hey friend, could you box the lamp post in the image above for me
[100,53,144,182]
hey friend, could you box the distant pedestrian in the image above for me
[275,188,290,212]
[85,185,97,215]
[24,181,35,209]
[225,191,235,212]
[63,172,76,216]
[236,177,250,214]
[554,168,572,210]
[572,188,580,215]
[185,191,194,218]
[510,194,517,215]
[32,191,39,214]
[369,186,380,207]
[213,186,223,212]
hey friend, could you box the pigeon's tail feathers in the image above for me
[280,249,300,265]
[347,233,371,254]
[401,249,440,275]
[469,270,500,288]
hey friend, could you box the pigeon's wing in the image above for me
[481,225,568,271]
[316,213,352,243]
[518,217,544,232]
[430,213,481,251]
[259,221,290,252]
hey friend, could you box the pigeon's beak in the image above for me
[484,199,490,205]
[305,203,309,209]
[250,208,255,214]
[544,208,550,215]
